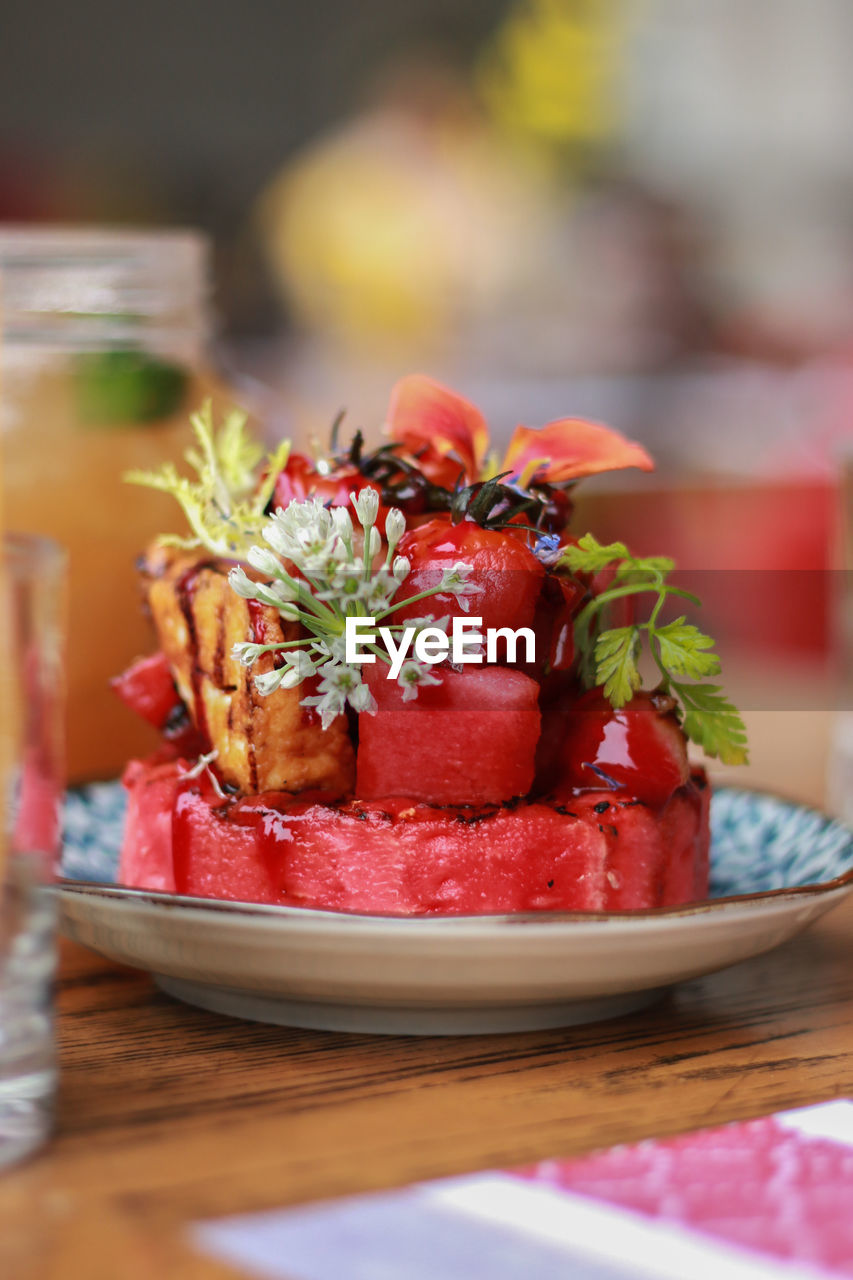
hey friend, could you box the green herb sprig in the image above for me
[125,401,290,561]
[562,534,748,765]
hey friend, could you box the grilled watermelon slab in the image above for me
[119,758,709,915]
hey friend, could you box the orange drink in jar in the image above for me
[0,227,236,782]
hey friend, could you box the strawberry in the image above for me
[394,514,545,635]
[550,687,689,808]
[272,452,360,511]
[273,452,401,532]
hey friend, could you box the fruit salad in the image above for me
[113,376,747,915]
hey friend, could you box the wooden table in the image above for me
[2,897,852,1279]
[2,697,851,1278]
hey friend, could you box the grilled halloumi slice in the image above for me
[142,545,355,796]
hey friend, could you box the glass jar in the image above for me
[0,226,235,782]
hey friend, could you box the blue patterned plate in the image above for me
[58,786,853,1035]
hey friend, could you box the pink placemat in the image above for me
[193,1100,853,1279]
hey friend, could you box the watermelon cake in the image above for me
[113,376,746,915]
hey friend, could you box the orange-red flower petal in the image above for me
[386,374,489,482]
[503,418,655,484]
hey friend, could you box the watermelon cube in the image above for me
[356,665,541,805]
[111,651,182,730]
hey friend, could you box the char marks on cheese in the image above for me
[140,544,355,797]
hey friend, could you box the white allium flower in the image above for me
[301,661,364,729]
[330,505,353,542]
[384,507,405,551]
[327,662,361,690]
[439,561,482,611]
[405,614,450,633]
[229,566,298,612]
[268,580,301,606]
[351,486,380,528]
[313,636,350,663]
[228,566,260,599]
[232,641,262,666]
[362,569,400,614]
[254,667,288,696]
[276,601,302,621]
[288,496,330,532]
[263,498,335,563]
[348,681,377,715]
[398,661,442,702]
[296,549,341,577]
[316,569,361,601]
[277,667,304,690]
[366,525,382,560]
[246,581,299,613]
[440,561,481,594]
[246,545,286,579]
[392,556,411,582]
[261,519,296,561]
[278,649,317,687]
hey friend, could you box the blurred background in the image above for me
[2,0,852,793]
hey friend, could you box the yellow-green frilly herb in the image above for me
[562,533,748,766]
[125,401,290,561]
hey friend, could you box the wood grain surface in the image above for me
[2,891,853,1279]
[2,690,849,1278]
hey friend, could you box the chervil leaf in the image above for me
[675,683,749,766]
[126,401,290,561]
[594,625,641,707]
[615,555,674,579]
[563,532,747,765]
[655,618,721,680]
[561,533,630,574]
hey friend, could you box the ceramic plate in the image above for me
[59,786,853,1035]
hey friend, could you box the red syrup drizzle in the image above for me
[246,598,274,647]
[253,794,320,899]
[237,792,427,903]
[213,790,344,902]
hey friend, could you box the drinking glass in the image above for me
[0,532,65,1168]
